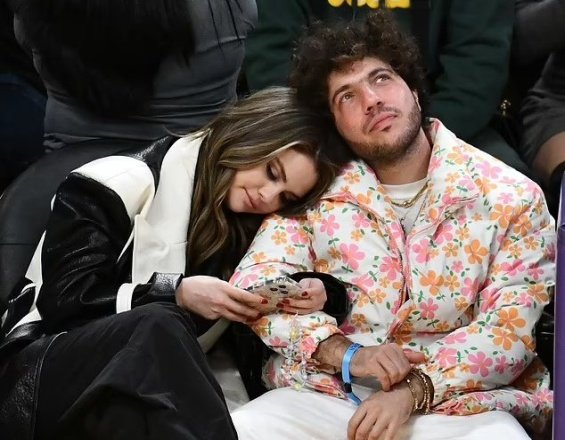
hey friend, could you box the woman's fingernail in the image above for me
[276,302,283,308]
[261,298,268,304]
[281,299,290,304]
[301,292,309,297]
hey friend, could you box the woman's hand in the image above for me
[277,277,327,315]
[175,275,270,323]
[348,383,414,440]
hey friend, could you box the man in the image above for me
[242,0,531,177]
[230,11,554,440]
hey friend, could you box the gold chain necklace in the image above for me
[389,181,429,209]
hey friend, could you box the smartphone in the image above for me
[245,276,303,310]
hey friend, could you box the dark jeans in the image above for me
[0,73,46,191]
[35,303,237,440]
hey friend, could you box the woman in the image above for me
[0,87,351,440]
[11,0,257,150]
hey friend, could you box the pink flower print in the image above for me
[352,212,370,229]
[511,359,526,378]
[437,347,458,368]
[444,332,467,345]
[500,260,525,277]
[497,192,514,204]
[320,214,340,236]
[441,193,457,205]
[287,226,309,245]
[339,243,365,270]
[473,392,494,403]
[351,273,375,290]
[411,239,430,264]
[458,176,475,191]
[452,261,464,273]
[527,263,544,281]
[434,223,454,245]
[301,336,318,356]
[236,272,259,288]
[532,389,553,406]
[379,256,401,280]
[476,161,502,179]
[468,351,493,377]
[268,336,289,349]
[340,321,356,334]
[515,393,529,406]
[494,355,509,374]
[517,291,533,307]
[420,298,439,319]
[461,277,479,300]
[429,155,442,171]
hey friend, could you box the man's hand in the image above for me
[350,344,425,391]
[313,335,425,391]
[348,383,414,440]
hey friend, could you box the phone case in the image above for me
[246,277,302,310]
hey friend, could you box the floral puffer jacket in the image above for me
[230,120,555,431]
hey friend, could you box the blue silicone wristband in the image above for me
[341,343,363,405]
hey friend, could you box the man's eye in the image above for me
[340,92,353,103]
[375,74,390,83]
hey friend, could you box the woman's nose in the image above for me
[259,182,281,205]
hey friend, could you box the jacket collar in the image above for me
[322,119,481,233]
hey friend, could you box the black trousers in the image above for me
[34,302,237,440]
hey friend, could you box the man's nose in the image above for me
[361,85,381,114]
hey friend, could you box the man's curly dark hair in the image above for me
[289,10,429,126]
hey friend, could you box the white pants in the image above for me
[231,388,531,440]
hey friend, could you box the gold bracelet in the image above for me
[404,374,419,414]
[410,368,434,414]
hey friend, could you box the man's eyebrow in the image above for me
[330,67,395,105]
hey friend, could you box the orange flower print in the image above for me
[314,259,330,273]
[443,274,460,292]
[251,317,272,338]
[513,216,532,236]
[252,252,267,264]
[272,230,287,245]
[528,284,549,304]
[326,244,340,259]
[368,289,386,304]
[498,307,526,332]
[442,242,458,257]
[356,191,373,206]
[457,225,470,240]
[492,327,519,350]
[420,270,443,296]
[351,229,363,241]
[357,294,371,307]
[455,297,469,312]
[490,204,514,229]
[523,236,539,251]
[284,245,296,256]
[464,240,488,265]
[350,313,368,328]
[344,171,361,185]
[260,266,278,277]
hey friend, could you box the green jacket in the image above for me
[244,0,514,143]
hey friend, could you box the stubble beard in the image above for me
[350,102,422,166]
